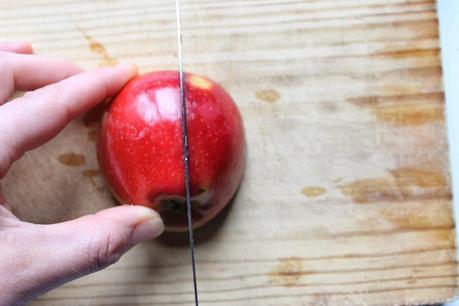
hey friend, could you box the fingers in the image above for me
[0,64,137,178]
[45,205,164,276]
[0,52,82,104]
[1,205,164,305]
[0,42,33,54]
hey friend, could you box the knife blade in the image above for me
[175,0,199,305]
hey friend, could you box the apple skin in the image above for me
[97,71,246,231]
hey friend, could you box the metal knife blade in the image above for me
[175,0,199,305]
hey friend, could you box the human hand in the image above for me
[0,42,165,306]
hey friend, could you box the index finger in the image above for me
[0,52,83,104]
[0,42,33,54]
[0,64,137,177]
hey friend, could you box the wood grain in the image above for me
[0,0,456,305]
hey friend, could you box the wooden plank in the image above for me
[0,0,456,305]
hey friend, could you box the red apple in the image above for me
[97,71,246,231]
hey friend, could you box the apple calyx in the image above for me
[157,189,211,215]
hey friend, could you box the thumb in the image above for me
[8,205,164,304]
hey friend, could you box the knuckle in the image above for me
[23,83,59,100]
[61,60,81,76]
[22,83,73,123]
[85,219,126,272]
[21,87,46,102]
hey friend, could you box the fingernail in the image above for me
[131,216,164,244]
[2,41,33,53]
[135,205,160,221]
[115,63,138,76]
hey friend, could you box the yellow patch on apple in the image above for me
[189,75,212,90]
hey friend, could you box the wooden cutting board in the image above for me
[1,0,456,305]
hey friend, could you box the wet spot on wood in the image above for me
[380,66,442,83]
[256,90,281,103]
[302,186,326,198]
[338,168,450,204]
[379,200,455,234]
[432,228,455,244]
[78,27,118,66]
[83,169,100,178]
[373,49,439,60]
[57,153,85,167]
[348,92,444,126]
[83,169,104,192]
[374,104,443,125]
[88,129,98,142]
[268,257,303,286]
[83,102,107,127]
[390,168,447,188]
[340,177,390,204]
